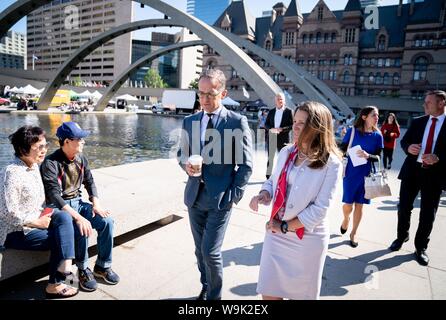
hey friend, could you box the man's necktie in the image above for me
[204,113,214,148]
[206,113,214,130]
[422,117,437,167]
[424,117,437,155]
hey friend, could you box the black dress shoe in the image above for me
[414,250,429,266]
[196,287,207,300]
[349,240,358,248]
[340,226,347,235]
[389,237,409,251]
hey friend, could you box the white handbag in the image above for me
[364,156,391,199]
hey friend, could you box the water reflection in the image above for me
[1,113,260,169]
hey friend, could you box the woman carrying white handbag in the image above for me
[339,106,384,247]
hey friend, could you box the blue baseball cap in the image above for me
[56,122,90,140]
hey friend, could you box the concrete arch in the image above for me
[37,0,283,109]
[0,0,53,39]
[4,0,351,116]
[215,28,353,118]
[95,40,205,111]
[36,19,184,109]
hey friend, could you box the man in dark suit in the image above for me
[390,90,446,266]
[177,69,253,299]
[265,92,294,179]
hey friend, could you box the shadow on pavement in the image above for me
[321,249,414,297]
[222,242,262,268]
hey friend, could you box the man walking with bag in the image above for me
[389,90,446,266]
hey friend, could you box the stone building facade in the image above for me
[203,0,446,101]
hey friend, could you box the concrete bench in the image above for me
[0,159,186,282]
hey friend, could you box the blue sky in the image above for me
[1,0,399,40]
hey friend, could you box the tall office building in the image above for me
[0,31,26,69]
[130,32,179,88]
[187,0,230,25]
[27,0,133,85]
[176,28,203,89]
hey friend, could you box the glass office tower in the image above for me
[187,0,230,25]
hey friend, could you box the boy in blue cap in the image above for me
[40,121,120,292]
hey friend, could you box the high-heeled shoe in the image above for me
[349,234,358,247]
[349,240,358,248]
[340,226,347,234]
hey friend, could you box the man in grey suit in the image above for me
[177,69,253,300]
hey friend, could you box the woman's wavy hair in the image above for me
[384,112,399,127]
[295,101,342,169]
[354,106,379,134]
[8,125,45,157]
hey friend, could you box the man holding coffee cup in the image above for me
[178,69,253,300]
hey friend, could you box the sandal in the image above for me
[45,285,79,299]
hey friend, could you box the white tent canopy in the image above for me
[22,84,40,95]
[115,94,138,101]
[222,96,240,106]
[9,86,24,94]
[78,90,93,97]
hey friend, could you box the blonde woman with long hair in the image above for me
[250,101,342,300]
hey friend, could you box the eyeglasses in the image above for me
[197,90,223,99]
[32,142,50,151]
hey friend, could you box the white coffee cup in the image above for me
[188,155,203,177]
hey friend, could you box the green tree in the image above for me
[144,68,168,88]
[188,78,199,89]
[73,76,82,87]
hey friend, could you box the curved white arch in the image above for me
[95,40,205,111]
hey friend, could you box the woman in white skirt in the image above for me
[249,101,342,300]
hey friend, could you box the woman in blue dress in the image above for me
[340,106,383,247]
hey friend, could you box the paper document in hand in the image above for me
[347,145,368,167]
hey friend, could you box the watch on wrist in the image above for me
[280,220,288,234]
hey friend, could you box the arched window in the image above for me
[316,32,322,44]
[383,73,390,85]
[231,68,238,79]
[324,33,329,43]
[207,46,214,54]
[393,73,400,85]
[303,34,308,44]
[318,6,323,20]
[343,70,350,83]
[413,56,428,80]
[344,54,353,65]
[207,61,215,70]
[310,34,315,44]
[375,73,383,84]
[265,40,271,51]
[378,35,386,51]
[331,32,336,43]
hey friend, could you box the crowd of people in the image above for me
[1,67,445,300]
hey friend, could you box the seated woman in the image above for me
[249,101,342,300]
[0,126,78,299]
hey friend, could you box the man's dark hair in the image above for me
[8,126,45,157]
